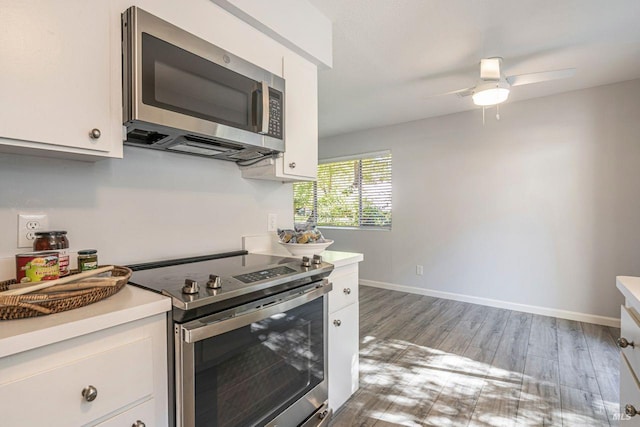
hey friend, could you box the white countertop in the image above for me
[0,285,171,358]
[618,276,640,308]
[253,248,363,269]
[311,250,363,268]
[242,234,363,268]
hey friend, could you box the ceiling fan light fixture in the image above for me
[472,81,510,106]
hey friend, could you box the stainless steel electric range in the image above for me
[128,251,334,427]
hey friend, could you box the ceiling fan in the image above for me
[447,57,576,118]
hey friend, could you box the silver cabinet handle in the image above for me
[132,421,146,427]
[618,337,635,348]
[89,128,101,139]
[289,162,296,169]
[626,404,639,417]
[81,385,98,402]
[343,288,351,295]
[333,319,342,327]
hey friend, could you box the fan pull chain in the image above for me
[496,104,500,120]
[482,106,486,125]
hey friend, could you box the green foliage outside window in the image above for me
[294,153,392,229]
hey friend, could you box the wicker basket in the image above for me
[0,266,131,320]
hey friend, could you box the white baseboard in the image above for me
[360,279,621,328]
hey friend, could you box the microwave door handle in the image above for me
[259,81,269,134]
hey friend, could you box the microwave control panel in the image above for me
[268,89,283,140]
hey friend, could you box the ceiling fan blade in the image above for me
[424,87,474,99]
[455,88,475,97]
[506,68,576,86]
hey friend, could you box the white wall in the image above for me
[0,148,292,267]
[319,79,640,320]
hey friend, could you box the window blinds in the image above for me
[293,151,392,229]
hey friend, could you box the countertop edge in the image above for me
[251,249,364,268]
[0,285,171,358]
[617,276,640,308]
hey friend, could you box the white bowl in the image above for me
[278,239,334,256]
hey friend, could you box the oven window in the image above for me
[193,297,324,427]
[141,33,259,132]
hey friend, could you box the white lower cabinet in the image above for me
[0,313,167,427]
[621,353,640,425]
[329,302,359,411]
[620,303,640,424]
[327,263,360,413]
[617,277,640,425]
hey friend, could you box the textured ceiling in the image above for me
[307,0,640,138]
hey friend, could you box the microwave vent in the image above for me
[183,135,244,151]
[127,129,169,144]
[228,150,266,161]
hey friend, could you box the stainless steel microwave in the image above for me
[122,7,285,162]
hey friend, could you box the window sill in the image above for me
[318,226,391,232]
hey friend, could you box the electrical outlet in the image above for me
[416,265,424,276]
[18,213,49,248]
[268,213,278,232]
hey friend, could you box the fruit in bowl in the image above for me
[278,239,334,256]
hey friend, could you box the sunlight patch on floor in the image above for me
[348,335,612,427]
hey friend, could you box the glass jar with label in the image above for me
[78,249,98,271]
[34,231,70,276]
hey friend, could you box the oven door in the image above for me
[176,281,331,427]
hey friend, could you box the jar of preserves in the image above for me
[33,231,70,276]
[78,249,98,271]
[33,231,57,251]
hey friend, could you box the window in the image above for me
[293,151,392,229]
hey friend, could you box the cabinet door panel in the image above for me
[95,398,156,427]
[282,54,318,179]
[621,353,640,425]
[0,0,112,153]
[328,304,359,412]
[622,305,640,376]
[0,338,153,426]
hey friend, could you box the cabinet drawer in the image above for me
[0,338,153,426]
[621,305,640,376]
[621,353,640,425]
[328,271,358,313]
[95,398,155,427]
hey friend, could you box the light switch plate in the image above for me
[268,213,278,232]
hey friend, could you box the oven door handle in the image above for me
[181,280,332,343]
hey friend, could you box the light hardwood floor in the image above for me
[330,286,621,427]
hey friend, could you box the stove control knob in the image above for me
[301,256,311,267]
[182,279,199,294]
[207,274,222,289]
[312,254,322,265]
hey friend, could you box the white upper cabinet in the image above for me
[0,0,122,159]
[281,53,319,180]
[241,53,319,181]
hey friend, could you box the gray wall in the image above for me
[319,79,640,319]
